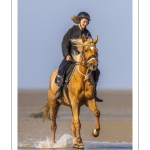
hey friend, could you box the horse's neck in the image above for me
[72,54,92,81]
[74,60,92,81]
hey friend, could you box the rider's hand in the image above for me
[66,55,71,61]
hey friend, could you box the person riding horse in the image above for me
[53,11,103,102]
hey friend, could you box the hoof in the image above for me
[92,129,100,137]
[73,144,84,149]
[73,144,78,148]
[78,143,84,149]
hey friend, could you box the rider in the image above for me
[53,11,103,102]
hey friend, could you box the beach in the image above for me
[18,89,132,148]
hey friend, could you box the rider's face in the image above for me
[80,18,89,29]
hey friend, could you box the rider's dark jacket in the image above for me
[62,25,92,58]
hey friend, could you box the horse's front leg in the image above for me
[86,99,100,137]
[71,117,77,148]
[71,104,84,149]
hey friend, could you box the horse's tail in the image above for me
[42,101,50,122]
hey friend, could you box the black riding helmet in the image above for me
[71,12,91,24]
[77,12,91,21]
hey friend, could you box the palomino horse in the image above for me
[43,35,101,149]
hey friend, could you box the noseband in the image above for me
[74,45,98,81]
[86,55,97,62]
[82,44,98,62]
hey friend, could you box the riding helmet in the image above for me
[77,12,91,21]
[71,11,91,24]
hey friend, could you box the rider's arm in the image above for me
[61,28,72,58]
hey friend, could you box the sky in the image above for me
[18,0,132,90]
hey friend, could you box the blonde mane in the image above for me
[70,38,95,61]
[70,38,94,53]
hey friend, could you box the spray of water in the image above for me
[35,134,72,148]
[18,135,132,149]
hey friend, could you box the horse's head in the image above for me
[81,35,98,71]
[71,35,99,71]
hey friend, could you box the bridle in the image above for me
[86,54,98,62]
[71,44,98,81]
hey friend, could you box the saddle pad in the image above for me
[64,63,76,83]
[55,62,76,85]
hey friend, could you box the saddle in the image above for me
[64,62,76,83]
[54,62,76,101]
[55,62,76,85]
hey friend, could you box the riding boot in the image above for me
[92,69,103,102]
[95,91,103,102]
[53,75,63,100]
[94,84,103,102]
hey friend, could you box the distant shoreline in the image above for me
[18,89,132,94]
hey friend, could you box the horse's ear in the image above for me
[93,36,98,44]
[82,34,87,43]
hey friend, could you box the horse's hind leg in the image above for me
[86,99,100,137]
[50,101,61,145]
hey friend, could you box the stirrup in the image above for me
[56,75,63,87]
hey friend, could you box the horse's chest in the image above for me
[69,79,94,100]
[84,81,94,99]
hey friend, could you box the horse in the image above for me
[43,35,101,149]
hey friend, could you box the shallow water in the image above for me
[18,134,132,150]
[18,90,132,150]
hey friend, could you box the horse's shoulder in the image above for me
[50,69,58,80]
[51,69,58,75]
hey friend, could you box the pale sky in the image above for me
[18,0,132,90]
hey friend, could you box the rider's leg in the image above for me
[92,69,103,102]
[53,58,71,100]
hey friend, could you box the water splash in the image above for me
[18,135,132,150]
[35,134,72,148]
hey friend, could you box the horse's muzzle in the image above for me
[86,55,98,71]
[88,62,98,71]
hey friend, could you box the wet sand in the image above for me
[18,89,132,146]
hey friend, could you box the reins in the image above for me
[69,41,98,81]
[71,53,97,81]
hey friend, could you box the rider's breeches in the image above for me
[58,58,72,76]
